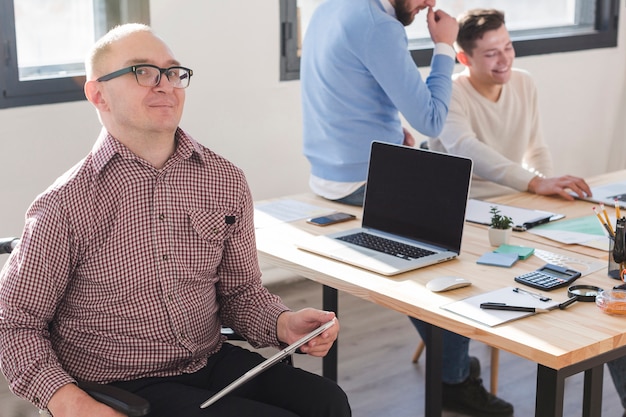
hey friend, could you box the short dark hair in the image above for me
[456,9,506,55]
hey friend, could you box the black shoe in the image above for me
[469,356,481,379]
[442,375,514,417]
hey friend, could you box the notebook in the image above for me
[574,180,626,209]
[200,319,336,409]
[296,141,473,276]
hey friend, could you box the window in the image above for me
[0,0,150,109]
[280,0,620,81]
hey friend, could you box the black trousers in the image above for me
[110,343,351,417]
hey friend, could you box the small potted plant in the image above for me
[488,206,513,246]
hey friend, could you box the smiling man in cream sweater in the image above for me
[428,8,591,201]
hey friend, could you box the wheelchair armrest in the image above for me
[221,326,246,341]
[0,237,18,254]
[77,380,150,416]
[221,326,295,366]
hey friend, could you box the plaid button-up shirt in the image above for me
[0,128,288,408]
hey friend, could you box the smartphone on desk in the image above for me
[307,212,356,226]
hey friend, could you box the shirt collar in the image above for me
[379,0,396,17]
[91,127,206,174]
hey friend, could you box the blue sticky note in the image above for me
[476,252,519,268]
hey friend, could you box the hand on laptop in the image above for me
[528,175,592,200]
[277,309,338,357]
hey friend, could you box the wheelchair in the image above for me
[2,237,293,416]
[2,237,149,415]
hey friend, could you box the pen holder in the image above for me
[609,238,622,280]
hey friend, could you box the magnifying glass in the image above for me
[558,285,604,309]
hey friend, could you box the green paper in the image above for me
[494,244,535,260]
[531,215,605,236]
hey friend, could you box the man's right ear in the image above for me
[456,51,470,66]
[84,80,107,109]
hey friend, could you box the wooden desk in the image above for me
[255,170,626,417]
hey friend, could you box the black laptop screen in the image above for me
[361,142,473,253]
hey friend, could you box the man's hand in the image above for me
[427,8,459,46]
[403,127,416,147]
[277,308,338,357]
[47,383,125,417]
[527,175,592,200]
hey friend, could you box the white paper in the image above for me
[254,199,331,228]
[442,286,560,327]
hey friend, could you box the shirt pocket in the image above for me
[179,210,237,276]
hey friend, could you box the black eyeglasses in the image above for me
[96,64,193,89]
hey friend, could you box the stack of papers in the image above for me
[494,244,535,260]
[254,199,331,228]
[528,215,610,250]
[476,244,535,268]
[476,252,518,267]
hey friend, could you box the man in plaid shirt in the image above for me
[0,23,350,417]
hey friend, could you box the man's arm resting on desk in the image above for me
[528,175,592,200]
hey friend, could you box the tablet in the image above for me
[200,318,336,409]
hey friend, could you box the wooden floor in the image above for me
[263,276,625,417]
[1,275,624,417]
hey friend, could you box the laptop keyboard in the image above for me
[338,232,435,260]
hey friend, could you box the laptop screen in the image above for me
[362,142,473,252]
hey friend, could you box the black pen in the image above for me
[480,302,552,313]
[522,216,551,230]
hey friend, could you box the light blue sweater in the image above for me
[301,0,454,182]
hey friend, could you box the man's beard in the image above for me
[394,0,415,26]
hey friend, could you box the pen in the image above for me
[480,302,552,313]
[593,206,615,237]
[522,216,551,230]
[600,203,615,235]
[616,198,622,220]
[512,287,551,302]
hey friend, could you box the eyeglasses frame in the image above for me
[96,64,193,88]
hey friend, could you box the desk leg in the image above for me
[424,324,443,417]
[535,365,565,417]
[582,365,603,417]
[322,285,338,382]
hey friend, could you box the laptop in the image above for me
[296,141,473,276]
[574,180,626,209]
[200,319,336,409]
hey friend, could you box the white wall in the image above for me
[1,1,625,240]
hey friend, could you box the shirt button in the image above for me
[162,254,169,261]
[159,213,166,221]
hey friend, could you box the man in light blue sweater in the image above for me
[302,0,455,205]
[301,1,513,415]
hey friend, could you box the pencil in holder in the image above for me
[610,218,626,280]
[608,237,622,280]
